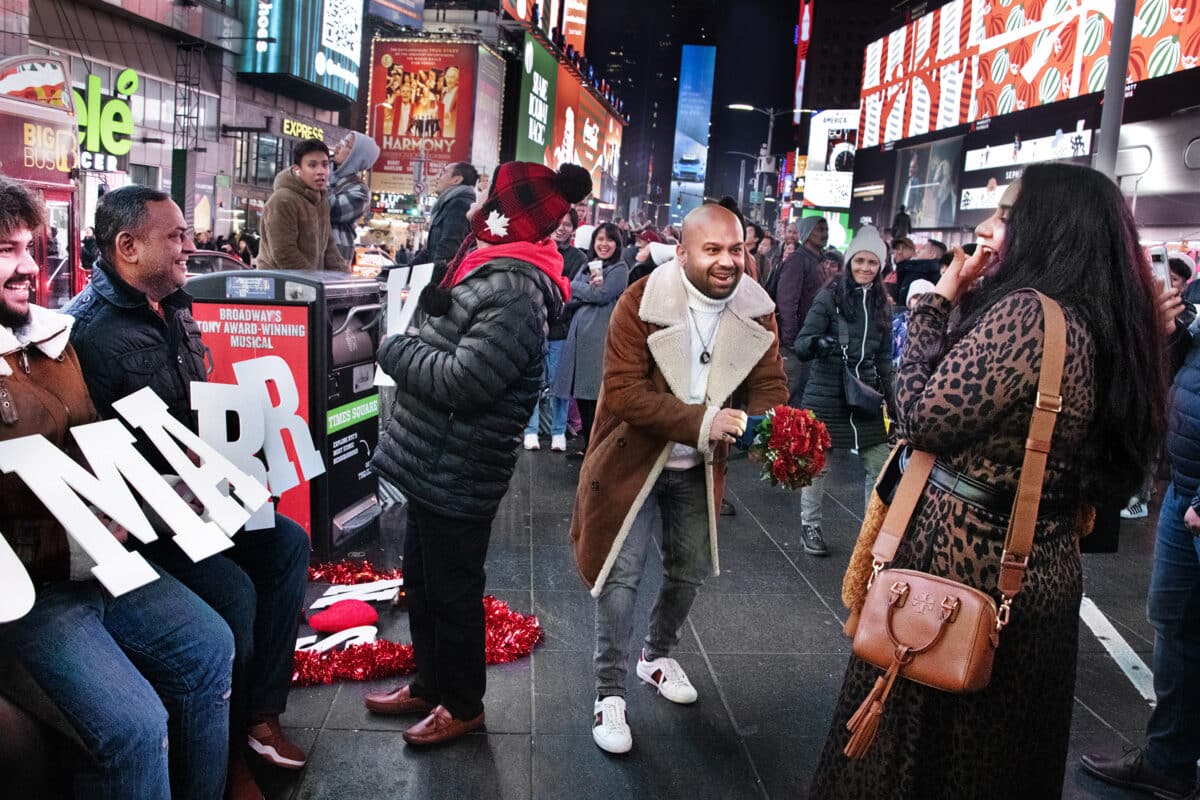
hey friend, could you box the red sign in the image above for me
[501,0,533,23]
[192,302,314,534]
[368,41,478,193]
[549,63,580,170]
[794,1,812,125]
[562,0,589,53]
[576,89,605,193]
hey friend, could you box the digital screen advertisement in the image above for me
[239,0,364,103]
[367,40,478,194]
[367,0,424,29]
[513,31,625,199]
[515,33,558,164]
[669,44,717,222]
[857,0,1200,148]
[802,108,858,209]
[470,45,505,179]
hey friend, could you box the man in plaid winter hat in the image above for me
[366,162,591,746]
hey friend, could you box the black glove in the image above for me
[808,335,839,358]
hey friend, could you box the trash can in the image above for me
[188,270,383,558]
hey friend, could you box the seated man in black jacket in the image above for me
[365,162,591,746]
[66,186,310,800]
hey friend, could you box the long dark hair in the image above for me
[957,162,1167,502]
[832,252,893,339]
[589,222,623,264]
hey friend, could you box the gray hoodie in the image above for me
[329,134,382,260]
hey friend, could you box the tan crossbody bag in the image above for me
[844,291,1066,759]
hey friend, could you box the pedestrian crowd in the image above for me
[1,145,1199,800]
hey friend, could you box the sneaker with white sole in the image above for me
[551,434,567,451]
[523,433,540,450]
[1120,498,1148,519]
[247,716,307,769]
[592,695,632,754]
[636,650,698,704]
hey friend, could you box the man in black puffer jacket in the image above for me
[366,162,592,746]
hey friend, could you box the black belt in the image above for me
[928,460,1077,517]
[894,450,1077,517]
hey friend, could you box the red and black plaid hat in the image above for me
[471,162,592,245]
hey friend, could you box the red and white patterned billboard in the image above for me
[858,0,1200,148]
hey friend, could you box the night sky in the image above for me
[586,0,897,203]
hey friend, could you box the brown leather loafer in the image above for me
[364,684,434,716]
[402,705,485,746]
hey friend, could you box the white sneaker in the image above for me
[636,650,698,704]
[551,434,567,451]
[1120,499,1148,519]
[592,696,632,754]
[523,433,540,450]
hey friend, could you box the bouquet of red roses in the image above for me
[746,405,831,490]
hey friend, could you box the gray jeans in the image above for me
[594,465,711,698]
[799,442,891,528]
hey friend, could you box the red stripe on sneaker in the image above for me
[652,669,663,683]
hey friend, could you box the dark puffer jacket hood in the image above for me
[372,257,562,519]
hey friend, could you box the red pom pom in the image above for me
[308,599,379,633]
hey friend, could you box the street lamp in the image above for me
[727,104,815,221]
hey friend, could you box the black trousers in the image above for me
[577,398,598,450]
[404,501,493,719]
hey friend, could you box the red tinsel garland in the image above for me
[307,559,404,585]
[295,563,543,686]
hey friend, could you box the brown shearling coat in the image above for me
[570,262,788,596]
[0,307,97,582]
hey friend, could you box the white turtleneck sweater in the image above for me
[665,268,738,470]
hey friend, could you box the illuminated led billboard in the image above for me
[239,0,364,103]
[669,45,716,221]
[858,0,1200,148]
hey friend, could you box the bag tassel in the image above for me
[844,648,908,759]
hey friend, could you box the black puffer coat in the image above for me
[372,258,563,520]
[795,282,895,451]
[548,243,588,341]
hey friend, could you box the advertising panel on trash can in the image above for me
[192,302,315,534]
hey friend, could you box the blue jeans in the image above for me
[594,466,711,697]
[1145,482,1200,782]
[0,566,233,799]
[526,339,569,437]
[140,513,309,750]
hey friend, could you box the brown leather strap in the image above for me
[997,291,1066,600]
[871,449,934,563]
[870,292,1068,596]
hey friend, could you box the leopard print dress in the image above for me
[809,290,1096,799]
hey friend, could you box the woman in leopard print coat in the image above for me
[810,163,1169,798]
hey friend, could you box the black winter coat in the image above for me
[795,282,896,451]
[549,244,588,341]
[66,261,209,430]
[373,258,563,520]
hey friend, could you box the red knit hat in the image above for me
[470,162,592,245]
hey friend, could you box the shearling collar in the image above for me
[0,304,74,377]
[638,261,776,407]
[639,260,774,327]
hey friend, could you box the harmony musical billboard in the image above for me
[368,40,479,194]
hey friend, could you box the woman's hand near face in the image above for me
[934,245,986,304]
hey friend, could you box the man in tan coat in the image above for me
[571,204,788,754]
[258,138,348,271]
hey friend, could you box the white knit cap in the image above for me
[648,242,675,266]
[846,224,887,266]
[907,278,937,303]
